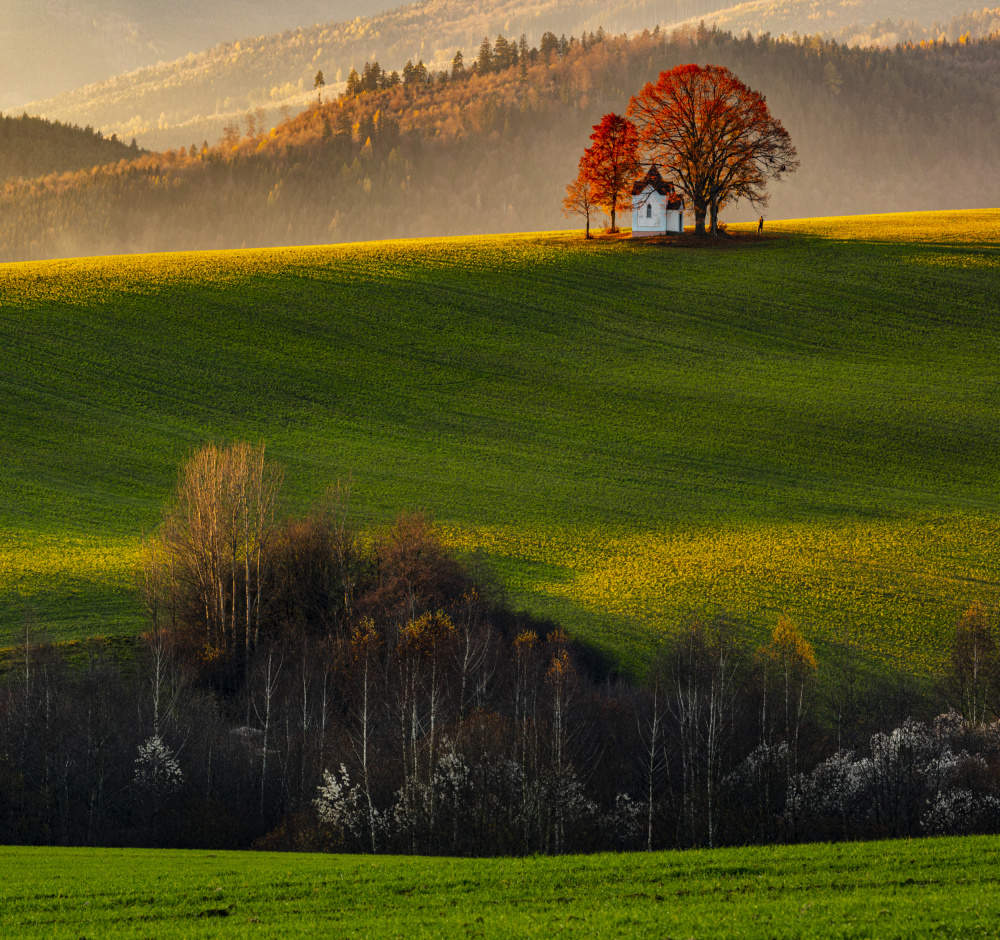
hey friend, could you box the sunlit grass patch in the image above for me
[444,513,1000,672]
[729,208,1000,246]
[0,530,139,643]
[2,209,1000,669]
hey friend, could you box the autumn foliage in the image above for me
[577,113,641,233]
[627,64,799,234]
[561,173,597,238]
[567,62,798,237]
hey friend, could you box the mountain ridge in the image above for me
[18,0,988,151]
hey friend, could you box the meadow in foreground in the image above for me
[2,209,999,669]
[3,837,1000,938]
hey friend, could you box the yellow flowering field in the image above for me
[732,209,1000,246]
[442,512,1000,672]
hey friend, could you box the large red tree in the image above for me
[579,113,641,233]
[627,65,798,235]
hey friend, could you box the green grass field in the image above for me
[4,837,1000,937]
[2,209,1000,670]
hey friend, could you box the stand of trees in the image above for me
[0,112,139,185]
[4,442,1000,854]
[626,64,799,234]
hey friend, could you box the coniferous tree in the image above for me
[477,36,493,74]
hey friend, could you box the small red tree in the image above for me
[628,65,798,235]
[562,171,597,239]
[579,113,641,233]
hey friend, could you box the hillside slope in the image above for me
[670,0,1000,45]
[18,0,982,149]
[0,113,140,185]
[5,29,1000,262]
[2,211,999,669]
[0,0,385,110]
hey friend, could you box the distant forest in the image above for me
[4,25,1000,261]
[0,114,139,187]
[830,6,1000,47]
[686,2,1000,49]
[20,0,992,150]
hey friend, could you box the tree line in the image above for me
[340,29,611,96]
[5,441,1000,854]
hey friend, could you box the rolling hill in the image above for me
[0,112,140,186]
[2,210,999,672]
[0,0,391,111]
[670,0,1000,46]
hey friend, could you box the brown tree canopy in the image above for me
[561,172,597,239]
[628,64,799,235]
[578,112,641,233]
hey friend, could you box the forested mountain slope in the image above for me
[1,0,384,111]
[671,0,1000,47]
[18,0,983,150]
[4,27,999,261]
[0,113,140,186]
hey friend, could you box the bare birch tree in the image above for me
[147,442,283,667]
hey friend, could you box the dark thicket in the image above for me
[5,444,1000,853]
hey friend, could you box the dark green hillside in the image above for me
[2,211,999,670]
[0,113,139,185]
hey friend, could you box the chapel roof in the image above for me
[631,164,675,197]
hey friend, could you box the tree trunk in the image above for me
[694,206,707,235]
[709,201,719,235]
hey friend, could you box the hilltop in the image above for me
[2,210,999,671]
[0,113,140,186]
[0,0,381,110]
[4,27,1000,261]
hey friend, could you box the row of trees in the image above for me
[339,29,601,99]
[4,442,1000,853]
[565,63,798,235]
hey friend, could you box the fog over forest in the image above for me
[3,25,999,262]
[13,0,993,150]
[1,0,378,109]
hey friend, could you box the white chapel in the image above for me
[631,165,685,237]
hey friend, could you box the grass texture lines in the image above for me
[2,210,1000,667]
[5,837,1000,938]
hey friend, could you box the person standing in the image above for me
[758,215,764,235]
